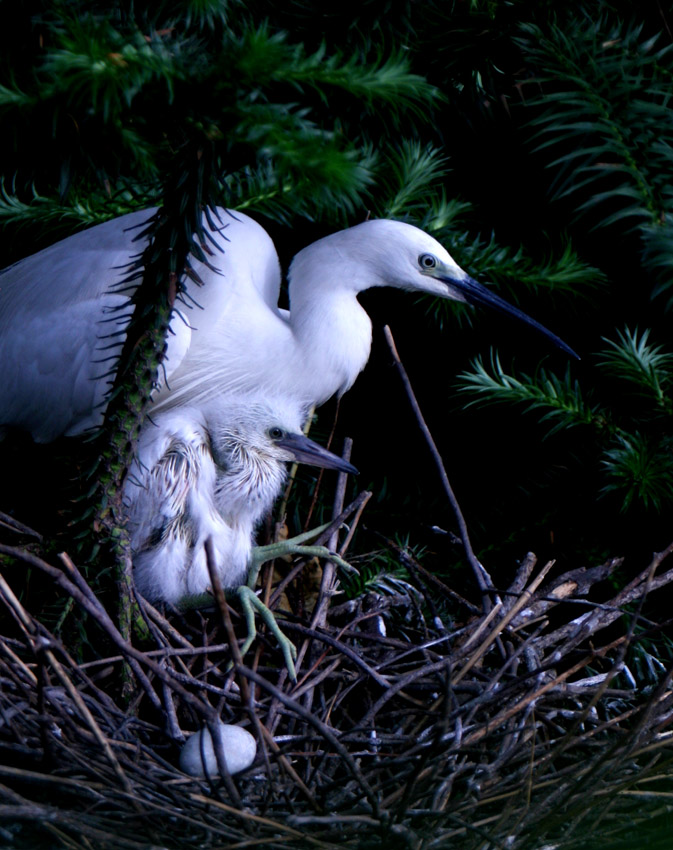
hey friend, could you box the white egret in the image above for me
[152,217,578,417]
[0,207,576,443]
[0,208,281,441]
[125,396,357,675]
[0,208,575,673]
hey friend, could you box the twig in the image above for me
[0,544,211,714]
[310,437,354,632]
[383,325,494,612]
[0,511,42,540]
[268,490,372,611]
[235,663,382,820]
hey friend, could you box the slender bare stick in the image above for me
[266,490,372,615]
[0,574,139,805]
[0,511,42,540]
[383,325,494,611]
[0,544,210,714]
[310,437,353,632]
[203,537,248,697]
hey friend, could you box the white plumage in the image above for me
[0,209,281,441]
[0,207,575,652]
[0,207,576,443]
[125,396,356,604]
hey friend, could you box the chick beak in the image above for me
[275,432,358,474]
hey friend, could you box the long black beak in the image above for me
[443,274,579,359]
[276,432,359,475]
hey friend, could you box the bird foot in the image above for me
[179,526,355,679]
[178,587,298,680]
[237,585,298,680]
[234,525,356,680]
[248,522,356,588]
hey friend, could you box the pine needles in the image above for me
[517,15,673,302]
[458,327,673,512]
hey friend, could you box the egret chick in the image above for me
[125,397,356,675]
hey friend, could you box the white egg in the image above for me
[179,722,257,777]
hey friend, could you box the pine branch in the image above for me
[0,181,154,235]
[518,18,673,231]
[376,141,451,219]
[231,28,441,116]
[458,331,673,512]
[449,231,604,296]
[230,100,377,214]
[85,141,217,645]
[0,81,35,108]
[42,18,183,122]
[457,352,597,437]
[178,0,229,30]
[600,432,673,512]
[598,328,673,412]
[423,230,601,332]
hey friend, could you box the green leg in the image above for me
[236,525,356,680]
[180,586,298,679]
[248,522,356,588]
[181,525,356,680]
[237,585,297,680]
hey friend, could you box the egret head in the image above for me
[290,219,578,359]
[206,398,356,527]
[206,399,357,475]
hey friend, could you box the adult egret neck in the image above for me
[154,216,578,418]
[0,210,576,443]
[286,219,577,399]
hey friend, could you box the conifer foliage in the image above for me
[452,5,673,525]
[1,1,672,563]
[3,4,673,848]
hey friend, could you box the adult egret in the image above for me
[125,396,357,675]
[152,216,578,417]
[0,207,576,443]
[0,208,575,675]
[0,208,280,441]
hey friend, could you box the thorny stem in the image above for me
[85,145,215,655]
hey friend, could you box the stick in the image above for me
[310,437,353,632]
[383,325,495,612]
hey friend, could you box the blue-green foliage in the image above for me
[3,0,673,555]
[0,4,440,239]
[517,17,673,304]
[459,328,673,512]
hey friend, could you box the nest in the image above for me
[2,494,673,850]
[1,332,672,849]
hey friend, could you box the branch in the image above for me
[383,325,495,612]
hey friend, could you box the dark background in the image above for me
[1,0,672,606]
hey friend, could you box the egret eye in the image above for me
[269,427,284,440]
[419,253,437,270]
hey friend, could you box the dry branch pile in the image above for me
[2,501,673,850]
